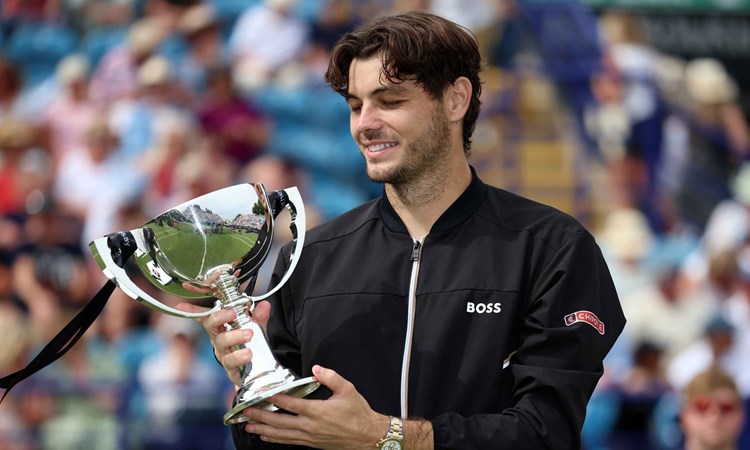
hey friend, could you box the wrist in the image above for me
[376,415,404,450]
[403,419,434,450]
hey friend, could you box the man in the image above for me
[179,11,625,449]
[680,368,745,450]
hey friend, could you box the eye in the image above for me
[348,102,362,114]
[382,99,403,108]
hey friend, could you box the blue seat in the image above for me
[210,0,260,19]
[5,22,78,87]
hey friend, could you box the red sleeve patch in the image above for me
[564,310,605,335]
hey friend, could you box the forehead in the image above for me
[686,388,741,407]
[347,57,414,97]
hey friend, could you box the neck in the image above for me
[385,160,471,238]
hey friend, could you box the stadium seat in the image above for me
[5,22,78,88]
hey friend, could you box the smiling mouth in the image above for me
[366,142,397,152]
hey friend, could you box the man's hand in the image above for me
[243,365,388,449]
[176,296,271,387]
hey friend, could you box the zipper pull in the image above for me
[411,240,421,261]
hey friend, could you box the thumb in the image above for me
[251,300,271,332]
[312,365,350,394]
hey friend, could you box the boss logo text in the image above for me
[466,302,502,314]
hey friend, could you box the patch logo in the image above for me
[564,310,605,335]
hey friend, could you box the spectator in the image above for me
[173,3,227,94]
[108,54,192,164]
[137,315,229,449]
[680,162,750,298]
[11,202,90,317]
[228,0,310,74]
[599,11,669,232]
[52,119,123,220]
[621,264,713,361]
[680,367,745,450]
[596,207,657,300]
[667,315,747,397]
[89,16,167,106]
[51,118,141,248]
[139,114,203,216]
[30,314,127,450]
[671,58,750,233]
[0,120,50,217]
[0,57,22,116]
[195,64,271,168]
[0,57,34,121]
[39,54,99,165]
[609,341,672,450]
[717,244,750,398]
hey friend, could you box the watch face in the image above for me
[382,440,402,450]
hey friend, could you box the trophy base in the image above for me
[223,376,320,425]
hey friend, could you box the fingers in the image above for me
[222,346,253,375]
[245,417,310,447]
[215,328,254,386]
[202,308,237,334]
[252,300,271,332]
[244,401,310,435]
[181,281,213,294]
[215,328,253,354]
[312,365,351,395]
[266,394,308,415]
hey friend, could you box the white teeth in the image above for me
[367,143,396,152]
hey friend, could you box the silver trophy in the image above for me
[89,183,319,425]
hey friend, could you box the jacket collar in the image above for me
[378,166,488,235]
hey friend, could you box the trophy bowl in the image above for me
[89,183,319,425]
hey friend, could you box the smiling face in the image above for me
[346,56,454,186]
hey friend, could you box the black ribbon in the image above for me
[0,231,138,402]
[267,190,289,219]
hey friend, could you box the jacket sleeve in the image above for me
[432,231,626,449]
[232,245,312,450]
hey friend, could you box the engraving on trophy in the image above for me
[89,183,319,425]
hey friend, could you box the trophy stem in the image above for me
[211,271,320,425]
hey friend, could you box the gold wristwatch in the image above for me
[376,416,404,450]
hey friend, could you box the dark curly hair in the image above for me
[325,11,482,155]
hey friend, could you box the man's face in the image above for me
[346,57,451,185]
[681,389,744,449]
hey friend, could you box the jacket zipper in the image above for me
[400,237,423,417]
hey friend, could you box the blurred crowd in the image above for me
[581,10,750,450]
[0,0,748,449]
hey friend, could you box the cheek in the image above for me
[725,413,745,431]
[681,413,700,430]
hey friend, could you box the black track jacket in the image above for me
[233,172,625,449]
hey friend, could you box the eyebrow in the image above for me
[345,84,410,102]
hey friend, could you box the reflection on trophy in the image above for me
[89,183,319,425]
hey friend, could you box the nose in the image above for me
[352,102,381,137]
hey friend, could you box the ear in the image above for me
[446,76,472,122]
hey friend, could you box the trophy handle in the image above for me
[90,231,223,318]
[244,186,306,304]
